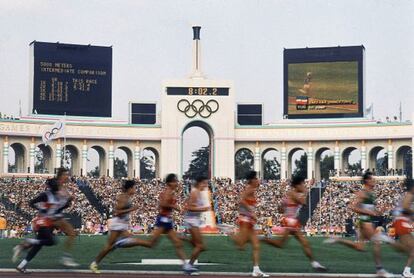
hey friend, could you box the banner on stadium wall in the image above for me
[41,119,65,146]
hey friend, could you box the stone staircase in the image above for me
[76,179,109,217]
[0,196,32,221]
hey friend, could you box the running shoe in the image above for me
[16,266,28,274]
[61,255,79,267]
[376,268,393,278]
[402,268,413,278]
[311,261,328,271]
[12,245,23,263]
[89,261,100,274]
[252,269,270,277]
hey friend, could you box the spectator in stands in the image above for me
[0,213,6,238]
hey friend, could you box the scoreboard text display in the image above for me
[166,87,229,96]
[284,46,364,119]
[32,41,112,117]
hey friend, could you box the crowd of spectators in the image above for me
[0,203,27,238]
[0,176,407,237]
[0,177,99,235]
[305,180,405,235]
[87,177,188,232]
[330,168,409,177]
[212,178,314,228]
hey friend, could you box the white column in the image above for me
[334,143,340,176]
[281,145,287,180]
[29,142,35,174]
[307,145,314,180]
[361,144,367,171]
[134,145,140,178]
[108,144,114,178]
[81,144,88,176]
[254,143,260,176]
[55,143,62,170]
[3,141,8,173]
[387,141,393,171]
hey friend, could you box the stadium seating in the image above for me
[0,177,406,237]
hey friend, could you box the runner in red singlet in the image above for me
[263,175,327,271]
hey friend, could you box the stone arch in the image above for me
[261,148,281,180]
[235,147,254,180]
[87,145,106,177]
[62,145,80,176]
[8,143,26,173]
[288,147,306,178]
[368,146,387,175]
[341,147,361,175]
[181,120,214,178]
[141,147,159,179]
[314,147,334,181]
[114,146,133,178]
[35,144,53,174]
[396,145,412,176]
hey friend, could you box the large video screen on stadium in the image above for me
[32,41,112,117]
[284,46,364,119]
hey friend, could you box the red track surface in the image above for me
[0,273,366,278]
[0,273,233,278]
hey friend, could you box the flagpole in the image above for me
[371,103,374,120]
[63,112,67,169]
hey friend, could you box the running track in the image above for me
[0,270,395,278]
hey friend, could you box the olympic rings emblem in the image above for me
[44,122,64,141]
[177,99,219,118]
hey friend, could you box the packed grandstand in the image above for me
[0,175,406,237]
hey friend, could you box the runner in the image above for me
[324,171,394,277]
[183,176,211,275]
[392,178,414,278]
[90,179,149,273]
[262,175,327,271]
[12,178,60,273]
[144,173,195,274]
[227,171,269,277]
[52,167,79,267]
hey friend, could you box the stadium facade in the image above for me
[0,27,413,180]
[0,115,412,180]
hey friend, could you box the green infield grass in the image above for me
[0,235,406,274]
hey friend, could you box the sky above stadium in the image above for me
[0,0,413,171]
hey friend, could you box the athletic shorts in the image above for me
[393,217,413,236]
[155,215,174,231]
[281,217,301,231]
[32,216,54,232]
[184,214,202,229]
[36,227,56,246]
[238,214,256,230]
[109,217,129,232]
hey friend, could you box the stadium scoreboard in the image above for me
[129,103,156,124]
[237,104,263,125]
[284,45,364,119]
[166,87,229,96]
[31,41,112,117]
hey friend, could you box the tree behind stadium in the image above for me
[184,146,209,180]
[235,149,254,180]
[293,153,307,178]
[114,158,128,178]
